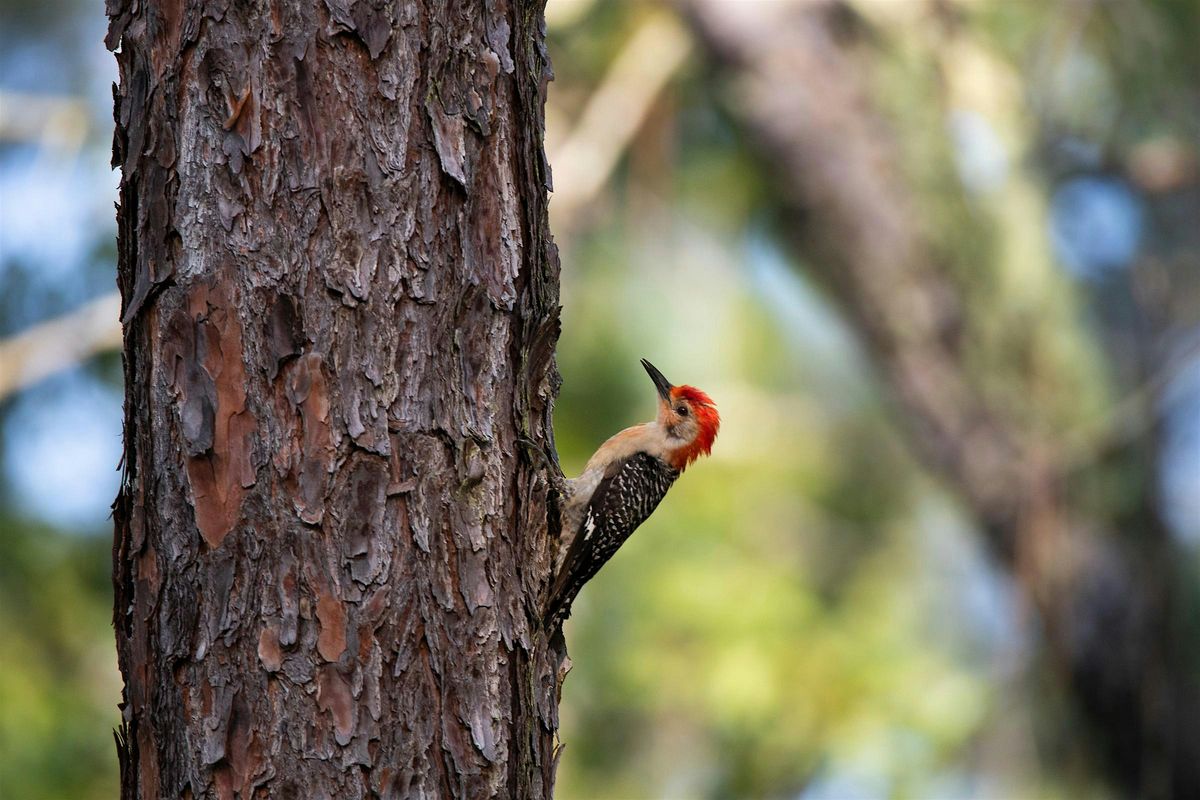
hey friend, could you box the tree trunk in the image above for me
[107,1,564,797]
[685,1,1200,796]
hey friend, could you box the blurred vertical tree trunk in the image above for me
[107,1,563,797]
[686,1,1200,797]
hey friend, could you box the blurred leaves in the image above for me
[0,516,119,799]
[1,0,1197,797]
[551,215,1006,797]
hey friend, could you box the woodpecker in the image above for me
[547,359,720,627]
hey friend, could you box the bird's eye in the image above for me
[676,406,688,416]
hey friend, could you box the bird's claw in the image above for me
[516,435,568,497]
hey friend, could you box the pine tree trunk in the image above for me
[108,1,564,797]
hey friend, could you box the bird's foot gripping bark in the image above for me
[517,435,569,500]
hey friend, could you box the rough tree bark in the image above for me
[108,1,565,797]
[685,1,1200,797]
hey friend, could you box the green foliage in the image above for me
[553,223,1002,798]
[0,517,120,800]
[2,0,1196,797]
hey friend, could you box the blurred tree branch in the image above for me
[548,10,691,227]
[0,293,121,398]
[683,0,1199,795]
[0,90,90,154]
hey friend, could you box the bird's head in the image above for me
[641,358,720,472]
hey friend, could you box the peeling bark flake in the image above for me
[179,280,257,548]
[258,626,283,672]
[317,665,357,746]
[427,100,469,188]
[316,591,348,662]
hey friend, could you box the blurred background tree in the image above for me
[1,0,1197,798]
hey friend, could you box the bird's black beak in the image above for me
[641,358,674,403]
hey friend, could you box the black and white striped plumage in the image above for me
[544,358,719,629]
[547,452,678,626]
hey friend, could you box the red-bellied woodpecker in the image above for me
[546,359,720,627]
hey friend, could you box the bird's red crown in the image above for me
[669,385,720,471]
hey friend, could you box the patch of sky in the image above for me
[800,761,889,800]
[1049,175,1144,279]
[0,148,116,281]
[915,495,1025,662]
[947,109,1008,196]
[745,229,871,397]
[1159,347,1200,545]
[3,366,123,532]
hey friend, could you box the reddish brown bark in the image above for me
[108,1,564,797]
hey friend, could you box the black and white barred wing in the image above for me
[547,452,678,625]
